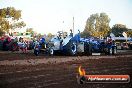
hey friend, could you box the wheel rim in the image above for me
[12,44,17,51]
[71,43,76,54]
[36,51,39,55]
[114,47,117,54]
[50,48,54,55]
[110,48,112,54]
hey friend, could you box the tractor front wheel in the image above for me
[11,42,18,52]
[34,50,39,56]
[49,48,54,56]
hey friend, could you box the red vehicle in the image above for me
[2,37,18,51]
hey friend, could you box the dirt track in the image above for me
[0,50,132,88]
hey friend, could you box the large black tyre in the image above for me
[11,42,18,51]
[112,46,117,55]
[108,48,112,55]
[34,50,39,56]
[66,41,77,56]
[84,42,92,55]
[3,41,9,51]
[129,44,132,50]
[49,48,54,56]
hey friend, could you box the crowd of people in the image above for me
[0,36,35,53]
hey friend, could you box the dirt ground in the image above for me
[0,50,132,88]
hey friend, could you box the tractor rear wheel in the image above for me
[66,41,77,56]
[108,48,112,55]
[84,42,92,55]
[112,46,117,55]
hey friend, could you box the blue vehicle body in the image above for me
[90,39,117,54]
[34,38,48,56]
[34,31,117,56]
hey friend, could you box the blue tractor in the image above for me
[90,38,117,55]
[34,30,117,56]
[47,30,92,56]
[34,38,48,56]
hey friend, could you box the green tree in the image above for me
[80,31,90,38]
[84,13,110,37]
[111,24,128,37]
[36,33,44,40]
[11,21,26,30]
[126,29,132,37]
[0,7,26,36]
[45,33,54,41]
[26,28,35,37]
[47,33,53,38]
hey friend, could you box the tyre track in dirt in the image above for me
[0,51,132,88]
[0,58,132,88]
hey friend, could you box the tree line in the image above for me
[0,7,132,38]
[0,7,26,36]
[81,13,132,38]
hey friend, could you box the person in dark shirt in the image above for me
[107,36,112,44]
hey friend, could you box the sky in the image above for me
[0,0,132,34]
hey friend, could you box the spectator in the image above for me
[107,36,112,44]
